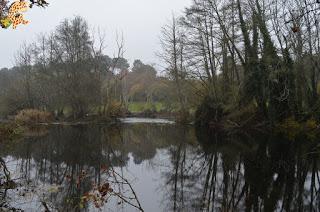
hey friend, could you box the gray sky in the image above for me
[0,0,191,68]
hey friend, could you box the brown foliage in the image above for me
[15,109,53,124]
[105,101,125,118]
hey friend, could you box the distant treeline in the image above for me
[2,0,320,127]
[0,16,199,120]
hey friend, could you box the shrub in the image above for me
[106,101,125,118]
[225,103,257,123]
[278,117,301,130]
[142,108,156,118]
[305,118,318,131]
[276,117,319,140]
[15,109,53,125]
[276,117,302,140]
[176,110,192,124]
[195,96,224,126]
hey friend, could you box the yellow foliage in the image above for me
[15,109,53,125]
[305,119,318,131]
[106,101,125,117]
[277,117,302,140]
[277,117,319,140]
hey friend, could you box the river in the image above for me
[0,118,319,211]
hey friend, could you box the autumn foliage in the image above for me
[15,109,53,124]
[0,0,48,29]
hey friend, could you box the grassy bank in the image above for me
[128,102,166,113]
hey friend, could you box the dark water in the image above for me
[0,118,319,211]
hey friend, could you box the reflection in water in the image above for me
[0,122,319,211]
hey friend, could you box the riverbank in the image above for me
[2,109,319,142]
[0,115,177,139]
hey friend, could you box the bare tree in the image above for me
[159,15,189,121]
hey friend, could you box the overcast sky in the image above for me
[0,0,191,69]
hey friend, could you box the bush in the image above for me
[277,117,301,134]
[195,96,224,126]
[276,117,319,140]
[305,118,318,130]
[142,108,156,118]
[225,103,257,123]
[15,109,53,125]
[176,110,192,124]
[106,101,126,118]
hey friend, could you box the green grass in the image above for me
[49,101,176,116]
[128,102,166,113]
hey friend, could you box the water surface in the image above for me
[0,119,319,211]
[119,117,175,124]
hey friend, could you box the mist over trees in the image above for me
[1,17,102,118]
[2,0,320,127]
[0,16,198,120]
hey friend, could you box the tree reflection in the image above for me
[0,123,193,211]
[0,125,147,211]
[161,129,320,211]
[0,124,320,211]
